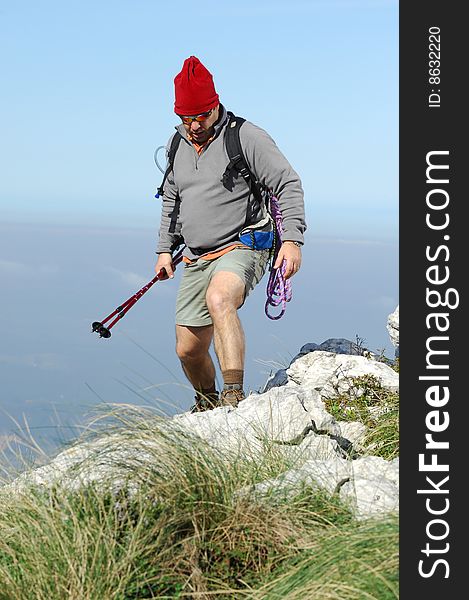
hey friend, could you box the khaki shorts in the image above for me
[175,247,270,327]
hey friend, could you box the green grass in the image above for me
[0,404,398,599]
[323,374,399,460]
[252,516,398,599]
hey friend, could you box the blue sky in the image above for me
[0,1,398,452]
[1,0,398,239]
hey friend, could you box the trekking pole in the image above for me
[91,246,185,339]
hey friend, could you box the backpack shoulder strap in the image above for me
[222,112,263,206]
[154,133,183,235]
[155,133,182,198]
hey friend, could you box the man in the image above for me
[155,56,306,412]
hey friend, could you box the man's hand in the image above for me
[155,252,174,279]
[273,241,302,279]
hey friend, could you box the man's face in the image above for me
[180,105,220,144]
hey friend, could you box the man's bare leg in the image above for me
[206,271,246,405]
[175,324,216,391]
[206,272,245,370]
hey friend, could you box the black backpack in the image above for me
[155,111,266,238]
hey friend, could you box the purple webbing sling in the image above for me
[265,194,292,320]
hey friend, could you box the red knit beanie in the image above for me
[174,56,219,115]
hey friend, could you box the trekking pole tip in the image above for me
[91,321,112,339]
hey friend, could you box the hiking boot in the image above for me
[190,391,220,413]
[220,388,245,408]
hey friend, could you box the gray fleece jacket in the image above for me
[156,106,306,261]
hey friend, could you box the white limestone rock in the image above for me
[350,455,399,487]
[172,386,340,460]
[341,477,398,518]
[340,456,399,518]
[8,443,94,491]
[286,351,399,398]
[337,421,368,449]
[239,456,351,499]
[7,435,163,494]
[238,454,399,519]
[387,305,399,350]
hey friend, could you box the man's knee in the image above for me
[206,282,244,317]
[176,339,204,363]
[175,326,212,363]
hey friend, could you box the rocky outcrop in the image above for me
[2,315,400,521]
[239,454,399,518]
[286,351,398,396]
[262,338,374,392]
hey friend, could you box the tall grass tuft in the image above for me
[252,516,398,599]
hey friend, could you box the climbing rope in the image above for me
[265,193,293,320]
